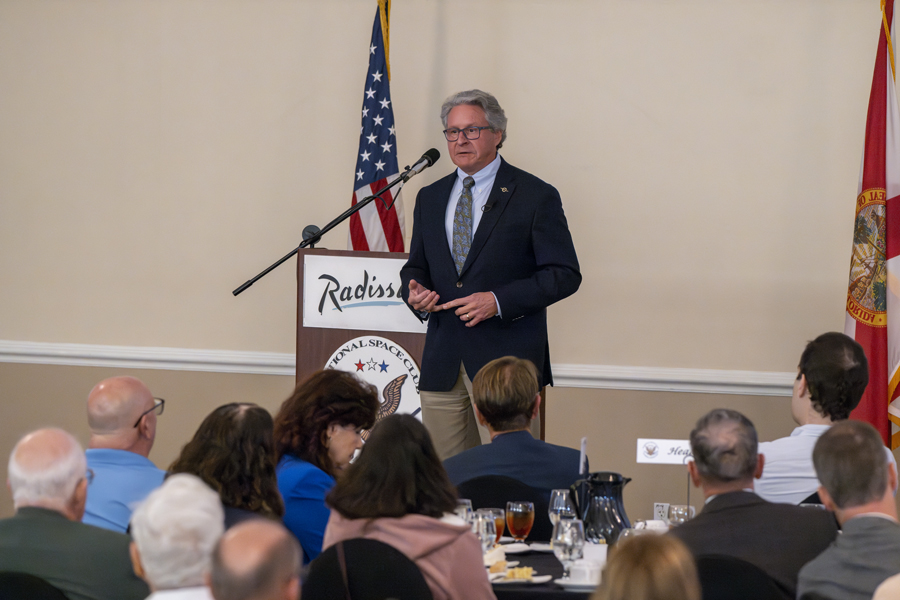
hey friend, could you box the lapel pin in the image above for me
[501,187,508,193]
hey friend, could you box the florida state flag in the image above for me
[845,0,900,448]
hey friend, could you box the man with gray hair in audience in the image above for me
[0,427,149,600]
[130,473,225,600]
[797,419,900,600]
[209,519,302,600]
[669,408,838,599]
[85,375,166,532]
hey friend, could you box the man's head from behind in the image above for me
[688,409,760,490]
[813,420,893,515]
[87,375,158,456]
[7,428,89,520]
[210,520,302,600]
[130,473,224,592]
[796,332,868,422]
[473,356,540,433]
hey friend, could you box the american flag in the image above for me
[348,0,404,252]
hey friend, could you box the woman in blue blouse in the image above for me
[273,369,378,562]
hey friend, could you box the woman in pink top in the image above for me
[323,414,496,600]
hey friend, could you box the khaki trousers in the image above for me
[420,363,541,461]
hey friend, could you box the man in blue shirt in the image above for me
[84,376,165,532]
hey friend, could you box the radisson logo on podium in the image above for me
[302,255,427,335]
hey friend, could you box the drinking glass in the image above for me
[455,499,473,523]
[471,513,498,554]
[548,489,577,526]
[551,518,586,577]
[667,504,694,527]
[476,508,506,543]
[506,501,535,542]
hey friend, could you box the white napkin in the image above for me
[484,545,506,567]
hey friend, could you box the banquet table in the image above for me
[491,549,594,600]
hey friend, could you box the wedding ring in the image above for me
[466,313,470,319]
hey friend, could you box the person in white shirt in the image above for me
[129,474,225,600]
[756,331,895,504]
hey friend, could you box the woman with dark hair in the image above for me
[168,403,284,528]
[274,369,378,563]
[323,414,495,600]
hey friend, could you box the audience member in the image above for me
[756,332,895,504]
[323,414,495,600]
[875,573,900,600]
[0,428,149,600]
[593,534,700,600]
[169,403,284,528]
[668,409,837,599]
[273,369,378,562]
[443,356,584,489]
[130,474,225,599]
[797,420,900,600]
[84,375,166,532]
[209,520,302,600]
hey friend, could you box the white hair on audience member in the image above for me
[7,428,86,510]
[131,473,225,590]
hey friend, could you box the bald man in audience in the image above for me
[669,409,838,600]
[797,420,900,600]
[130,474,225,600]
[209,520,302,600]
[84,375,166,532]
[0,428,149,600]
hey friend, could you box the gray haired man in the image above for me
[129,473,225,600]
[0,428,148,600]
[400,89,581,460]
[669,409,838,599]
[797,419,900,600]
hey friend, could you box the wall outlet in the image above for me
[654,502,670,521]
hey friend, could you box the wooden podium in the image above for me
[295,248,425,384]
[295,247,545,440]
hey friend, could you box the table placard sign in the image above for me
[303,254,427,334]
[636,439,693,465]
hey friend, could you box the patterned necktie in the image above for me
[452,177,476,274]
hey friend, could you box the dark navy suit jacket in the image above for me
[669,491,838,599]
[443,430,584,491]
[400,158,581,391]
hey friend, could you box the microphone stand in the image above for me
[232,172,409,297]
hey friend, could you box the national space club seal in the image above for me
[847,188,887,328]
[325,336,422,439]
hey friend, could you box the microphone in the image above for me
[401,148,441,182]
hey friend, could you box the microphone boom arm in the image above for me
[232,172,408,297]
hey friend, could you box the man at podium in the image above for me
[400,89,581,460]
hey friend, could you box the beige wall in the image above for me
[0,0,883,369]
[1,0,897,523]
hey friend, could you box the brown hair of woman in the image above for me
[273,369,379,477]
[326,413,457,519]
[169,403,284,519]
